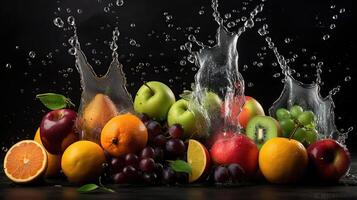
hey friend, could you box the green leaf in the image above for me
[36,93,75,110]
[168,160,192,175]
[77,184,99,193]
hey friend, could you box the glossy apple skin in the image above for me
[40,109,78,154]
[221,96,265,130]
[134,81,176,121]
[210,134,259,177]
[205,131,235,149]
[167,99,197,138]
[307,139,351,183]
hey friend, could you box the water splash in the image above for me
[67,16,133,143]
[186,0,265,137]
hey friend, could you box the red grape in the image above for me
[125,153,139,168]
[140,147,155,159]
[214,166,229,183]
[227,163,245,182]
[123,165,138,182]
[162,167,176,184]
[165,138,185,157]
[142,172,158,184]
[139,158,155,173]
[153,135,167,147]
[146,120,162,136]
[168,124,184,139]
[113,172,126,184]
[153,147,164,162]
[110,157,125,173]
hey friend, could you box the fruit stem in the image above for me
[144,82,155,94]
[289,120,303,140]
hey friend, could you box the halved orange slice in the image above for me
[3,140,48,183]
[187,139,211,183]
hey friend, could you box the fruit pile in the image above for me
[3,81,351,189]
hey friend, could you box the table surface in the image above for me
[1,158,357,200]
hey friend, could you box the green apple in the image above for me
[134,81,175,121]
[167,99,197,138]
[201,91,222,116]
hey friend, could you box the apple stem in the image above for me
[144,82,154,94]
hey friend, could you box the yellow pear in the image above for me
[82,93,119,132]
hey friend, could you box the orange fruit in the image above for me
[259,137,308,184]
[61,140,106,184]
[3,140,47,183]
[34,128,62,178]
[101,113,148,157]
[187,139,210,183]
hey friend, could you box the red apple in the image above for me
[307,139,351,183]
[210,134,259,177]
[205,130,235,149]
[221,96,265,130]
[40,109,79,154]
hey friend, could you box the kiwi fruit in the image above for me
[246,116,281,149]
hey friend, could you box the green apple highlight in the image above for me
[134,81,175,121]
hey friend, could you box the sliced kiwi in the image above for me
[246,116,281,149]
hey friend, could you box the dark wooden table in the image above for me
[1,158,357,200]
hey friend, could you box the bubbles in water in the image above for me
[199,10,205,15]
[180,45,186,51]
[322,34,330,40]
[66,8,71,13]
[165,15,172,21]
[53,17,64,28]
[339,8,346,13]
[116,0,124,7]
[258,24,269,36]
[104,7,110,12]
[330,24,336,29]
[77,9,83,14]
[68,47,76,55]
[344,76,351,82]
[224,13,231,19]
[332,15,338,20]
[227,21,236,28]
[130,23,136,28]
[329,85,341,96]
[284,38,291,43]
[330,5,336,9]
[29,51,36,58]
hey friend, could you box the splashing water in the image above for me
[67,16,133,143]
[186,0,265,137]
[258,25,350,144]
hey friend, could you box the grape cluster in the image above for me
[212,164,245,184]
[105,114,189,185]
[276,105,318,146]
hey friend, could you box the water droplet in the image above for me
[332,15,338,20]
[104,7,110,12]
[322,34,330,40]
[330,24,336,29]
[198,10,204,15]
[241,16,247,21]
[95,60,101,65]
[77,9,83,14]
[330,5,336,9]
[273,73,280,78]
[284,38,291,43]
[339,8,345,13]
[166,15,172,21]
[180,45,186,51]
[244,19,254,28]
[130,23,136,28]
[227,21,236,28]
[29,51,36,58]
[66,8,71,13]
[180,60,187,66]
[116,0,124,6]
[68,48,76,55]
[53,17,64,28]
[247,82,254,87]
[67,16,75,26]
[344,76,351,82]
[2,146,8,153]
[311,56,317,60]
[129,39,136,46]
[188,34,196,42]
[224,13,231,19]
[5,63,11,69]
[187,54,195,63]
[257,62,263,67]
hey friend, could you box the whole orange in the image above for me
[34,128,62,178]
[101,113,148,157]
[259,137,308,184]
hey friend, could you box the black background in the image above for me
[0,0,356,157]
